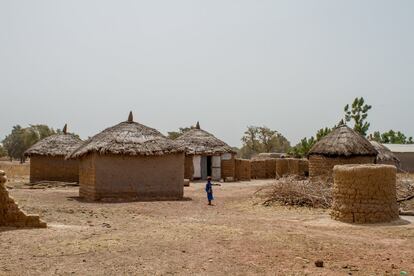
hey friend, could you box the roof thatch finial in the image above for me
[128,111,133,123]
[196,121,200,130]
[63,124,68,134]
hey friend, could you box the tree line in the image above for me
[1,97,413,161]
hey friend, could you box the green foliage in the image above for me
[239,126,291,159]
[289,127,332,158]
[2,124,79,162]
[167,127,192,140]
[344,97,372,136]
[369,130,414,144]
[0,144,7,157]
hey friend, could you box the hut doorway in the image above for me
[201,156,212,180]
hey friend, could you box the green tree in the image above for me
[167,126,192,140]
[369,130,414,144]
[289,127,332,158]
[0,144,7,158]
[344,97,372,136]
[239,126,290,159]
[2,124,69,162]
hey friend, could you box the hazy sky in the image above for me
[1,0,413,147]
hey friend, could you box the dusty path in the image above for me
[1,180,413,275]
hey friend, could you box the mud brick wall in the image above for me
[309,155,375,178]
[221,155,235,180]
[79,153,184,201]
[331,164,399,224]
[184,155,194,180]
[251,159,276,179]
[79,153,97,200]
[235,159,251,181]
[30,155,79,183]
[0,170,46,228]
[276,158,309,178]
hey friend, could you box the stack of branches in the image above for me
[397,173,414,212]
[262,176,332,208]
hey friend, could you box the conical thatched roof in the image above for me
[25,126,83,157]
[308,125,377,157]
[175,122,236,155]
[370,140,400,165]
[68,112,184,159]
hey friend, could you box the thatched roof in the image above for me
[25,125,83,157]
[68,112,184,159]
[370,141,400,165]
[308,125,378,157]
[175,122,236,155]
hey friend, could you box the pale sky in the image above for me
[0,0,413,147]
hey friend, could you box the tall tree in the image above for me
[344,97,372,136]
[240,126,290,158]
[369,130,414,144]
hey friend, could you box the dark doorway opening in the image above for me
[207,156,212,178]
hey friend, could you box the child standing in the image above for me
[205,176,221,205]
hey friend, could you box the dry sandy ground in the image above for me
[1,180,414,276]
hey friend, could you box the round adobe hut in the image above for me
[25,125,83,183]
[369,140,401,168]
[331,164,399,224]
[308,125,378,178]
[67,112,185,201]
[175,122,236,181]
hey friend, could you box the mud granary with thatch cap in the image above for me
[369,140,400,168]
[25,124,83,183]
[308,125,378,178]
[175,122,237,181]
[67,112,185,201]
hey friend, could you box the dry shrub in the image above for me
[263,176,332,208]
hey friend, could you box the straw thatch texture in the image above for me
[370,141,400,167]
[235,159,251,181]
[331,164,399,224]
[68,121,184,159]
[175,127,236,155]
[25,133,83,157]
[0,170,46,228]
[309,126,377,157]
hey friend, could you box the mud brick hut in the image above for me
[67,112,185,201]
[383,144,414,173]
[24,125,83,183]
[175,122,236,181]
[369,141,400,168]
[308,125,378,178]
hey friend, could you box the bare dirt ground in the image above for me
[1,178,414,276]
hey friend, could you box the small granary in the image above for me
[308,125,378,178]
[25,125,83,183]
[67,112,185,201]
[369,140,400,168]
[175,122,236,181]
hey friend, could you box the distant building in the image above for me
[383,144,414,173]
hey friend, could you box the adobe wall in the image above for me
[79,153,97,200]
[235,159,251,181]
[81,153,184,201]
[309,155,375,178]
[331,164,399,224]
[30,155,79,183]
[276,158,309,178]
[184,155,194,180]
[394,152,414,173]
[0,170,46,228]
[251,159,276,179]
[221,155,235,180]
